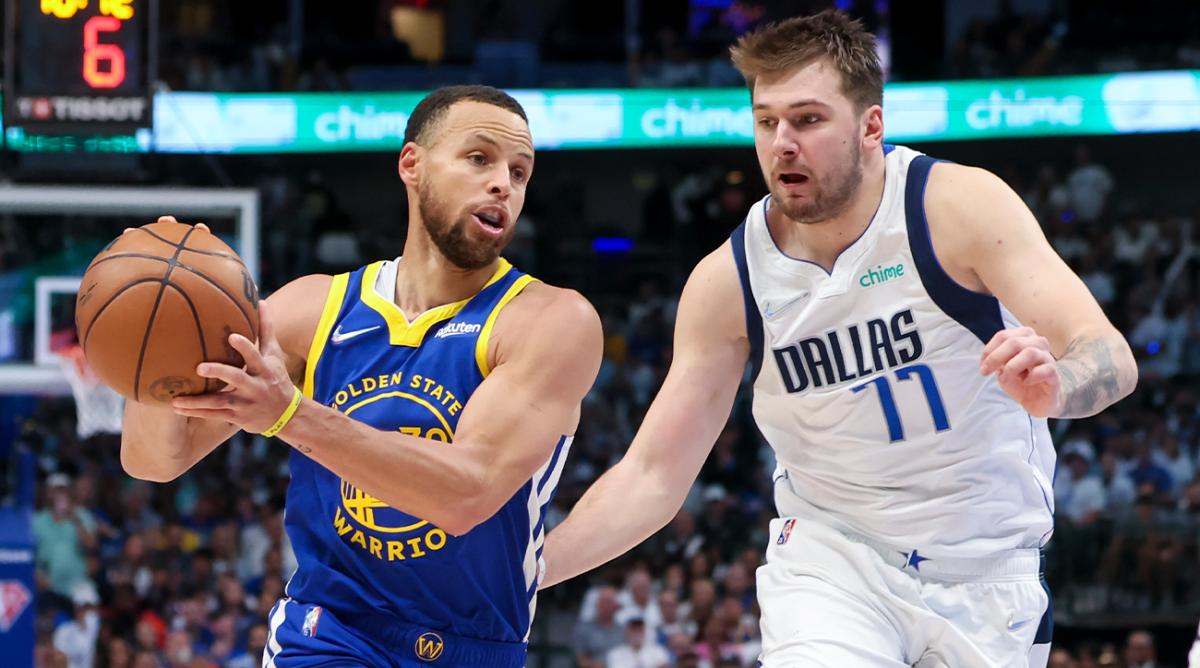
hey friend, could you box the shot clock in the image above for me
[4,0,158,136]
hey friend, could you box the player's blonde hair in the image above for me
[729,10,883,112]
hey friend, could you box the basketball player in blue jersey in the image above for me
[120,86,602,667]
[542,12,1136,668]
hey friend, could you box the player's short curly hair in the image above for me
[729,9,883,112]
[403,85,528,146]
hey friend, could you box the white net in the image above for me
[56,344,124,439]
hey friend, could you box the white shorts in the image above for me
[757,516,1051,668]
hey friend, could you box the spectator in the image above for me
[34,641,70,668]
[133,612,166,656]
[1048,647,1077,667]
[1129,443,1174,501]
[103,636,134,668]
[106,533,153,600]
[1129,304,1185,379]
[1066,145,1114,222]
[715,596,758,652]
[693,616,741,666]
[573,586,625,668]
[1078,251,1116,306]
[1100,451,1138,511]
[1054,439,1106,525]
[1114,213,1159,266]
[52,581,101,668]
[1181,480,1200,516]
[227,622,268,668]
[664,631,693,663]
[655,589,695,647]
[34,473,97,601]
[172,589,213,656]
[605,618,670,668]
[681,577,717,633]
[1123,629,1159,668]
[163,629,195,668]
[1156,434,1195,496]
[618,568,662,635]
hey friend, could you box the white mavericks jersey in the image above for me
[732,144,1055,559]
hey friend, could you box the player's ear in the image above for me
[398,142,422,188]
[862,104,884,149]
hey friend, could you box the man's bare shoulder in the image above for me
[924,161,1021,242]
[690,239,741,292]
[922,161,1030,292]
[500,281,601,342]
[672,239,750,375]
[680,240,746,335]
[488,280,602,370]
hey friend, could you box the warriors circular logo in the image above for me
[337,390,455,535]
[415,632,445,661]
[340,479,431,532]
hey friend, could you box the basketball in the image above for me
[75,220,260,406]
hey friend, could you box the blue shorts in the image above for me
[263,598,527,668]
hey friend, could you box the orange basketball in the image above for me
[75,221,260,406]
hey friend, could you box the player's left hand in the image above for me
[980,326,1060,418]
[171,300,297,433]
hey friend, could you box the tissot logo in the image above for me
[16,96,148,123]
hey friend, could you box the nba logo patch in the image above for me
[302,606,322,637]
[0,581,31,632]
[777,518,797,545]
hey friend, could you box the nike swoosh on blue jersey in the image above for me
[331,324,381,344]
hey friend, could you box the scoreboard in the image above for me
[4,0,158,136]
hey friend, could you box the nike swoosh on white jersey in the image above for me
[763,291,809,319]
[330,324,381,344]
[1006,617,1034,632]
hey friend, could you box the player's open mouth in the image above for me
[472,206,508,236]
[778,173,809,185]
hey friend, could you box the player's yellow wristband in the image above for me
[261,386,303,437]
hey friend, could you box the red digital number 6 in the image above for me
[83,16,125,89]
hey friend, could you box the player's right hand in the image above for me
[170,301,297,435]
[980,326,1060,417]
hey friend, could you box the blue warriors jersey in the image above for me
[280,257,571,664]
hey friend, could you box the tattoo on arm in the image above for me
[1055,335,1125,418]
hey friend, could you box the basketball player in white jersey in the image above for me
[541,11,1136,667]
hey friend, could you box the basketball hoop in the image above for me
[55,344,124,439]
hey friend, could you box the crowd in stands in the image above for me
[947,0,1200,80]
[155,0,1200,94]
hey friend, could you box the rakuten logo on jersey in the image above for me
[435,322,481,339]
